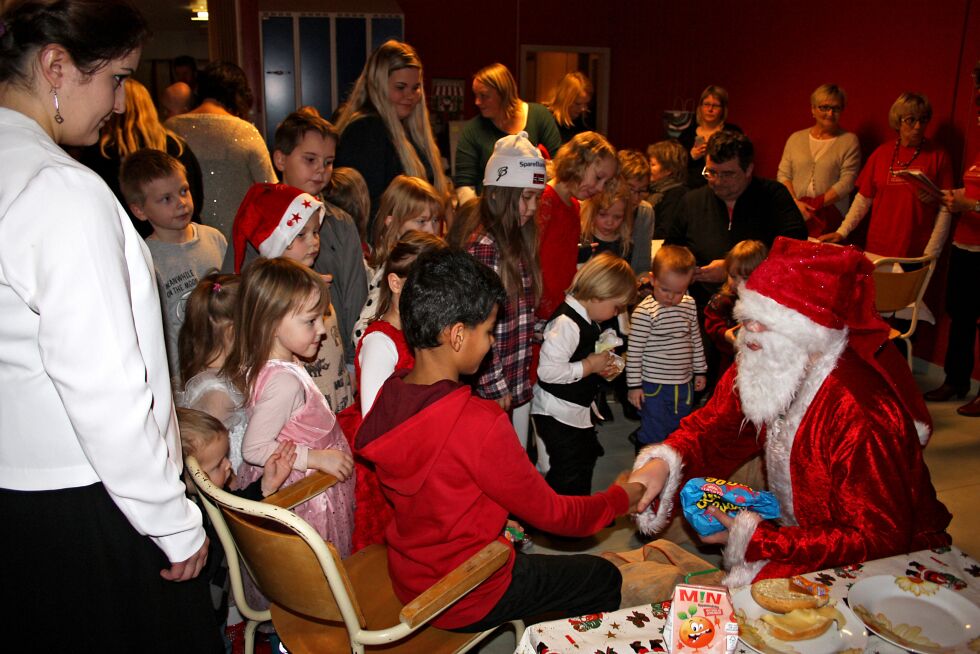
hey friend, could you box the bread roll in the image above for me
[751,578,830,613]
[760,606,844,641]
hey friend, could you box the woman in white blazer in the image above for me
[0,1,219,650]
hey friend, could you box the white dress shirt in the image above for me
[531,295,594,428]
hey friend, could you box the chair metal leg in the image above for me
[245,619,260,654]
[456,619,527,653]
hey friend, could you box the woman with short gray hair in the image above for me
[820,91,954,258]
[777,84,861,237]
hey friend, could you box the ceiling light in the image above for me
[189,1,208,21]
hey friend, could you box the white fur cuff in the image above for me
[632,444,684,535]
[915,420,930,447]
[722,511,768,588]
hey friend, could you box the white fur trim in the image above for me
[735,289,845,353]
[915,420,930,447]
[722,511,768,588]
[258,193,323,258]
[632,444,684,535]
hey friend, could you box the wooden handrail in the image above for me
[399,540,511,628]
[262,471,338,509]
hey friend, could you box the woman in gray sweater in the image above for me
[777,84,861,237]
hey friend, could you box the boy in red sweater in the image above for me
[357,249,645,631]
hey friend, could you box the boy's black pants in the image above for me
[451,550,622,632]
[533,414,604,496]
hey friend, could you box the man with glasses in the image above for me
[667,131,806,308]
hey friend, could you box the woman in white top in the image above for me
[777,84,861,237]
[0,1,218,650]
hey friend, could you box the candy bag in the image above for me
[595,328,623,353]
[680,477,780,537]
[596,328,625,380]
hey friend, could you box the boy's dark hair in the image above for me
[707,130,754,171]
[401,249,506,350]
[119,148,187,206]
[273,111,339,155]
[197,61,253,119]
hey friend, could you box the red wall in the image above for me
[402,0,974,175]
[239,0,980,377]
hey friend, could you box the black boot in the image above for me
[595,391,614,422]
[627,429,644,457]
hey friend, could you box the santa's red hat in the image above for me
[738,237,932,444]
[231,183,323,273]
[743,237,885,340]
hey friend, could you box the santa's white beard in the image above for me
[735,329,810,427]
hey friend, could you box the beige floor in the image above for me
[475,361,980,653]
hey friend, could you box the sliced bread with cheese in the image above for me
[751,577,830,613]
[759,605,844,641]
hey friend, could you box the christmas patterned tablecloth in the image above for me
[515,545,980,654]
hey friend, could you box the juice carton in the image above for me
[664,584,738,653]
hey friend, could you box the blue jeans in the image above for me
[637,381,693,444]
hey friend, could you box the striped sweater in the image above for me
[626,294,707,386]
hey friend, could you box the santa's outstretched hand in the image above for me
[629,457,669,513]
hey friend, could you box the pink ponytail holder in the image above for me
[212,282,222,293]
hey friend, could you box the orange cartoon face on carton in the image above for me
[665,584,738,653]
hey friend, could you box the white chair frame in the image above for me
[186,457,524,654]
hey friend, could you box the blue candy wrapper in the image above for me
[680,477,780,536]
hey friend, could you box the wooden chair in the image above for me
[872,255,935,368]
[186,462,338,654]
[186,457,523,654]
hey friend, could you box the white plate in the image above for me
[732,586,868,654]
[848,574,980,654]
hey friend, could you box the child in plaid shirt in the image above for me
[449,132,545,448]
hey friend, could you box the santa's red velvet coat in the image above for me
[635,347,951,586]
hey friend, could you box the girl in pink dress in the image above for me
[223,257,355,556]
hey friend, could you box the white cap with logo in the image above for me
[482,131,547,189]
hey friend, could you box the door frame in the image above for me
[518,44,610,136]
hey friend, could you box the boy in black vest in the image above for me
[531,253,637,495]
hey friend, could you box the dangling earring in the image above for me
[52,88,64,124]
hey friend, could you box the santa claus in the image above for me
[629,237,951,587]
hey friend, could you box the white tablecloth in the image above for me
[515,546,980,653]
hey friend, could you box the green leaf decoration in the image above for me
[689,605,697,615]
[678,611,688,620]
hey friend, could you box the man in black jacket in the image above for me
[667,131,806,306]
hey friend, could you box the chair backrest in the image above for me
[186,467,270,625]
[872,256,934,314]
[186,457,367,630]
